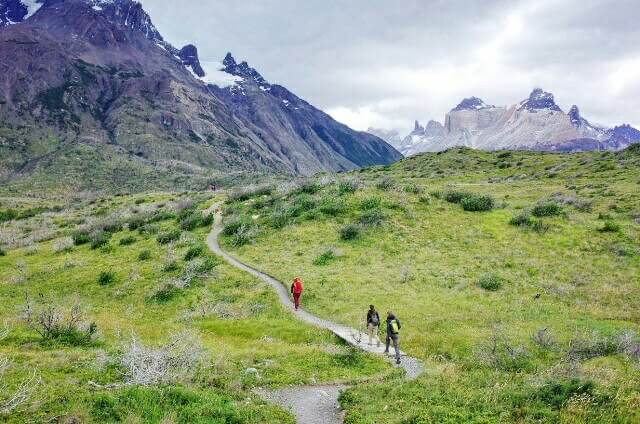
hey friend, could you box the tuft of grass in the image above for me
[444,190,472,204]
[338,179,359,195]
[97,271,116,286]
[359,209,386,227]
[598,220,621,233]
[340,224,361,241]
[157,229,181,245]
[118,235,137,246]
[313,248,338,266]
[138,249,152,261]
[360,197,382,211]
[184,245,205,261]
[510,212,534,227]
[376,177,395,191]
[478,274,503,291]
[90,231,112,250]
[72,231,91,246]
[536,378,595,409]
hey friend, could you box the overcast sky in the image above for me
[144,0,640,134]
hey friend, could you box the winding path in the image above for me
[207,205,423,423]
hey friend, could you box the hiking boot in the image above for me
[396,358,401,365]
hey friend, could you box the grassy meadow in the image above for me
[221,146,640,423]
[0,192,389,422]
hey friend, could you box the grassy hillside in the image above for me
[221,146,640,423]
[0,193,389,422]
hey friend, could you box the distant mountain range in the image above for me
[370,89,640,156]
[0,0,400,193]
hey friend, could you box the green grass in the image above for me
[0,193,389,422]
[221,147,640,423]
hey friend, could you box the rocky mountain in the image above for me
[0,0,400,193]
[396,89,640,155]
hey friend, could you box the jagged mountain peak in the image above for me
[452,96,492,112]
[519,88,562,112]
[221,52,269,87]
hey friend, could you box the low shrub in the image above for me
[444,190,472,204]
[360,196,382,211]
[72,231,91,246]
[478,274,503,291]
[127,215,147,231]
[179,213,202,231]
[532,219,551,234]
[90,231,112,250]
[270,208,292,229]
[223,216,250,236]
[291,194,317,215]
[231,224,259,247]
[404,183,423,194]
[0,247,5,256]
[138,223,160,235]
[532,202,563,217]
[184,245,205,261]
[98,271,116,286]
[599,220,620,233]
[510,212,534,227]
[340,224,361,241]
[162,260,180,273]
[537,378,595,409]
[338,179,359,195]
[313,248,338,266]
[195,257,219,273]
[430,190,443,200]
[359,209,386,227]
[228,184,274,202]
[319,197,346,216]
[298,180,322,194]
[418,195,431,204]
[200,212,214,227]
[461,195,495,212]
[376,177,395,191]
[118,236,137,246]
[21,299,97,346]
[53,237,75,253]
[149,284,181,303]
[157,229,181,244]
[138,250,152,261]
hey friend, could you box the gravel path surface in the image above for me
[207,205,424,423]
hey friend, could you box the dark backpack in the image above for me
[370,313,380,326]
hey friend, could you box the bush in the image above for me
[404,183,423,194]
[319,198,346,216]
[53,237,75,253]
[291,194,317,215]
[270,208,292,229]
[157,229,181,245]
[231,224,259,247]
[444,191,472,204]
[138,250,152,261]
[184,245,205,261]
[537,379,595,409]
[360,196,382,210]
[599,220,620,233]
[359,209,385,227]
[510,212,533,227]
[138,223,160,235]
[478,274,503,291]
[201,213,214,227]
[195,257,219,273]
[532,202,563,217]
[21,299,97,346]
[162,260,180,273]
[418,195,431,205]
[338,179,359,195]
[149,284,181,303]
[179,213,202,231]
[461,195,495,212]
[298,180,322,194]
[340,224,361,241]
[376,177,395,191]
[222,216,251,236]
[119,235,137,246]
[72,231,91,246]
[430,190,443,200]
[98,271,116,286]
[90,231,112,250]
[313,248,338,266]
[228,184,274,202]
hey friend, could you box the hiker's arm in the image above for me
[397,319,402,329]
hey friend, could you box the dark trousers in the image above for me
[293,293,301,310]
[385,333,400,361]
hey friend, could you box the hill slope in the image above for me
[0,0,400,194]
[221,145,640,422]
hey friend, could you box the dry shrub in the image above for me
[0,357,41,416]
[53,237,74,254]
[120,331,208,385]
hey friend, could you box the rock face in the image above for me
[0,0,400,192]
[397,89,640,155]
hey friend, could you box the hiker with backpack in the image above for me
[384,311,402,364]
[366,305,382,347]
[291,277,304,310]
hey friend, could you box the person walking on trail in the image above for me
[291,277,304,310]
[384,311,402,364]
[366,305,382,347]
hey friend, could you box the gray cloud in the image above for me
[144,0,640,132]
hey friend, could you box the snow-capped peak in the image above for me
[452,97,493,112]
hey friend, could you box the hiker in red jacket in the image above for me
[291,277,304,310]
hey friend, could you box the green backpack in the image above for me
[390,319,400,334]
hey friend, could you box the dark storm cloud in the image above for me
[143,0,640,132]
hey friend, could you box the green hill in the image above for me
[220,147,640,423]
